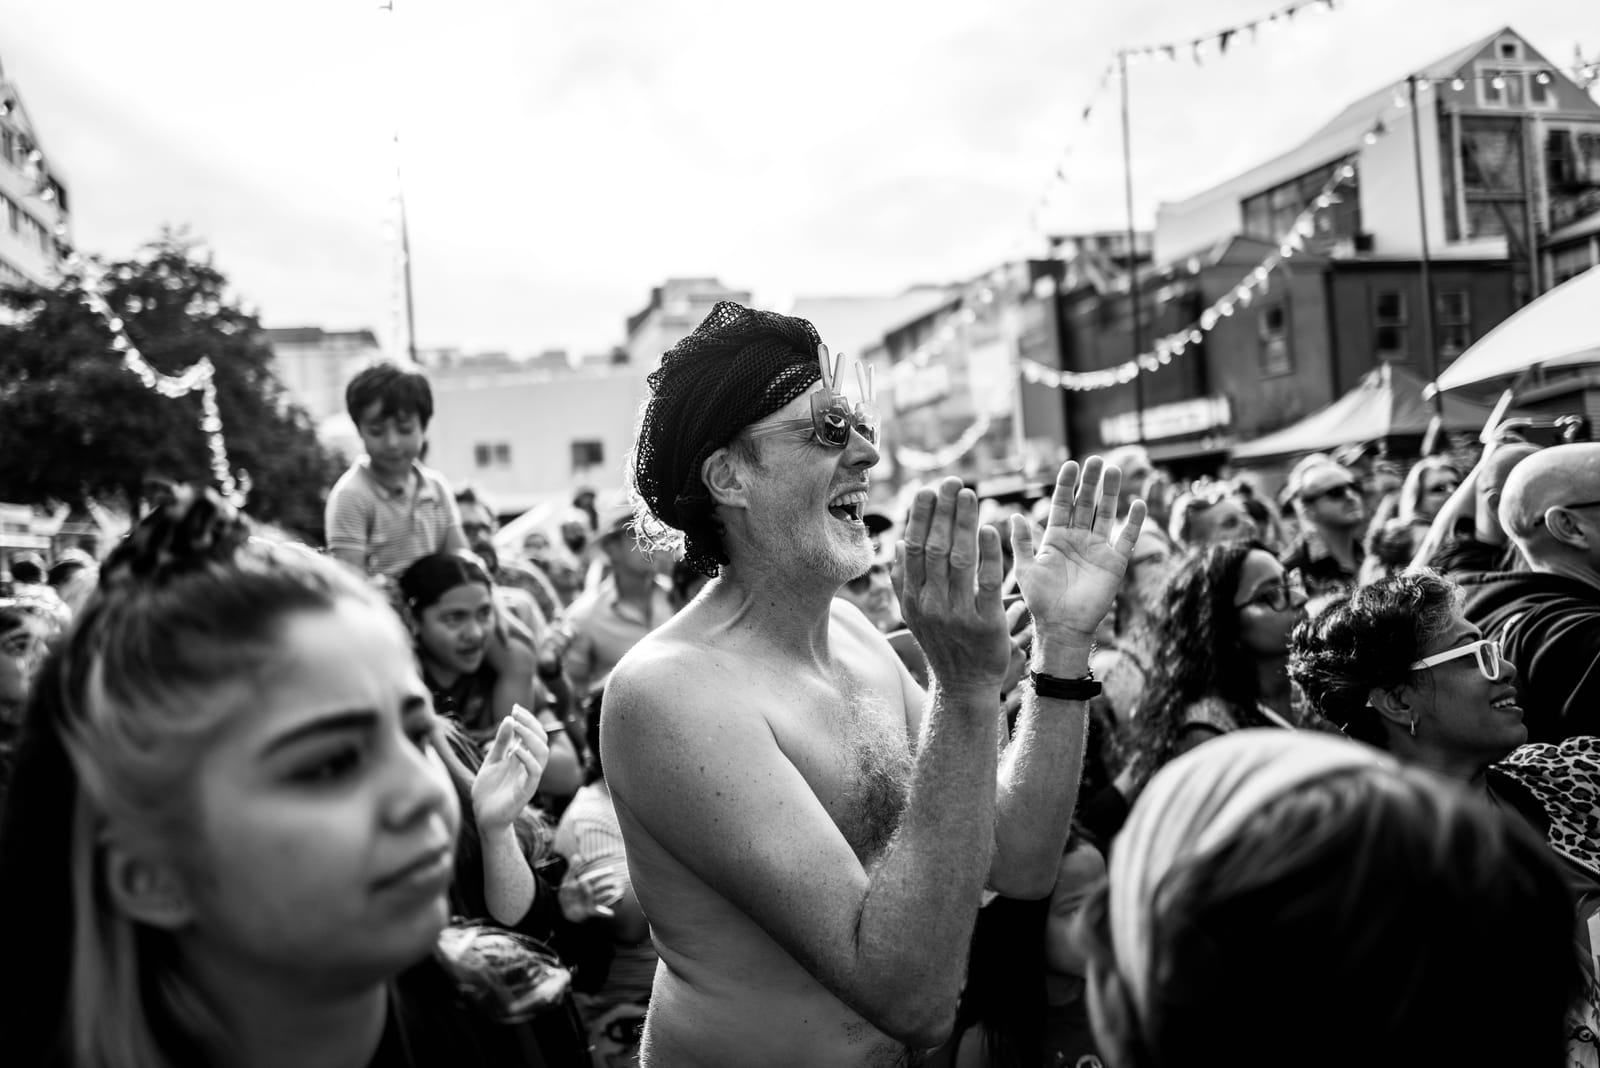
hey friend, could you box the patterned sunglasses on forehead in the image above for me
[747,343,880,448]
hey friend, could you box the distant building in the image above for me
[624,277,752,369]
[1052,26,1600,473]
[0,55,70,288]
[259,326,383,428]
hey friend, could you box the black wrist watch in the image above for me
[1029,669,1102,701]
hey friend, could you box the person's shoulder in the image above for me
[1180,695,1239,732]
[327,459,373,499]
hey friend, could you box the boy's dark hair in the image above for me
[345,362,435,427]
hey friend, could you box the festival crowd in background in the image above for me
[1,300,1597,1068]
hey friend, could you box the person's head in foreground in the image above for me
[632,300,879,581]
[1498,442,1600,579]
[1290,569,1525,777]
[0,487,468,1067]
[1077,730,1576,1068]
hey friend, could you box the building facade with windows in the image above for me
[0,58,70,288]
[1054,27,1599,471]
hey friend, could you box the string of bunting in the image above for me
[896,413,995,473]
[1120,0,1340,67]
[78,272,251,506]
[1,85,252,506]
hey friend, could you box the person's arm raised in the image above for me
[605,481,1010,1049]
[992,458,1145,898]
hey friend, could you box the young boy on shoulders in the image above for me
[325,362,467,580]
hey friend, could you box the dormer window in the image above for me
[1497,38,1521,61]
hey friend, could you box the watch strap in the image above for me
[1029,669,1102,701]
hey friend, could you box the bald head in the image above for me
[1499,443,1600,554]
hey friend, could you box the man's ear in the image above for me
[103,840,195,931]
[1367,685,1412,731]
[1543,507,1591,550]
[702,447,750,509]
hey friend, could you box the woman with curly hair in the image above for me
[1124,541,1306,791]
[1289,568,1600,1065]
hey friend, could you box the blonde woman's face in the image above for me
[180,597,460,987]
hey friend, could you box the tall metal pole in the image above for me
[1119,51,1146,441]
[1407,74,1443,419]
[396,139,419,364]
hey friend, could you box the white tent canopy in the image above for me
[1434,264,1600,392]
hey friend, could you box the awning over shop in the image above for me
[1433,264,1600,392]
[1231,362,1507,461]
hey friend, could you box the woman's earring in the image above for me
[1408,718,1418,738]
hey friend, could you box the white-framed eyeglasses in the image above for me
[1408,638,1503,681]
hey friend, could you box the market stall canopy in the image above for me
[1232,362,1507,461]
[1432,264,1600,392]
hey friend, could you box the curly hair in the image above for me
[1125,542,1274,788]
[1288,570,1460,747]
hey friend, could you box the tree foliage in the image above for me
[0,230,342,542]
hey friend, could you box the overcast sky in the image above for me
[0,0,1592,356]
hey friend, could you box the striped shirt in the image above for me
[325,458,464,579]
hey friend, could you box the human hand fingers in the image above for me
[975,522,1003,617]
[902,486,936,591]
[1095,462,1123,538]
[944,484,981,595]
[1071,456,1105,530]
[1115,500,1148,557]
[1044,461,1082,532]
[920,479,963,596]
[1010,513,1036,573]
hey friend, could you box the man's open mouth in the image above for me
[828,489,868,524]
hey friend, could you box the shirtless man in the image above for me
[603,301,1144,1067]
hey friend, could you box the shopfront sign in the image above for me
[1100,395,1232,445]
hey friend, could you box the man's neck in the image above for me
[1525,555,1600,595]
[1313,522,1362,568]
[701,565,842,670]
[368,460,412,493]
[179,944,388,1068]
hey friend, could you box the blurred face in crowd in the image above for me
[0,610,45,717]
[1233,550,1307,657]
[163,600,459,990]
[459,502,496,555]
[1118,455,1154,520]
[1124,529,1175,622]
[1417,468,1461,522]
[1298,466,1365,531]
[839,562,901,633]
[355,401,423,482]
[1187,496,1258,548]
[414,581,494,683]
[1402,610,1525,767]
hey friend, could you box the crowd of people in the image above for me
[0,299,1596,1067]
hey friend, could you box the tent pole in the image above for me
[1408,74,1444,423]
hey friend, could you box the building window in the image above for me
[1374,290,1407,359]
[1551,244,1596,286]
[1258,304,1292,377]
[0,129,13,167]
[1241,159,1361,249]
[571,439,604,473]
[1497,38,1522,62]
[1437,291,1471,359]
[1545,127,1600,231]
[474,442,512,469]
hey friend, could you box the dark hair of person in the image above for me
[1288,570,1459,747]
[581,689,605,786]
[399,552,493,615]
[345,361,435,427]
[46,557,89,589]
[1076,765,1577,1068]
[1125,541,1274,787]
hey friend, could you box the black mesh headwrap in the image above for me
[632,300,823,577]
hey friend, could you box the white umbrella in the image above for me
[1433,264,1600,392]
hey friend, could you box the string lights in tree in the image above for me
[2,81,252,506]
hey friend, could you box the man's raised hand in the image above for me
[1011,458,1146,643]
[892,477,1011,698]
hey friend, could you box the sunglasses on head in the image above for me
[1409,637,1503,681]
[1301,481,1358,505]
[747,344,880,449]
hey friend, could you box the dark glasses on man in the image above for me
[748,344,879,449]
[1301,481,1357,504]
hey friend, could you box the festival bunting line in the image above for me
[1,83,252,506]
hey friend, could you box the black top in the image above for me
[1460,569,1600,743]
